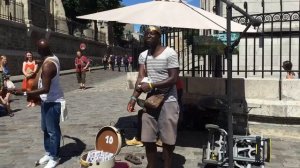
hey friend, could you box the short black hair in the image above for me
[282,60,292,71]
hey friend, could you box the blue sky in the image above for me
[121,0,201,32]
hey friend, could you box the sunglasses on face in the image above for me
[145,31,160,37]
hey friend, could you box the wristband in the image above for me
[149,83,153,89]
[130,96,137,101]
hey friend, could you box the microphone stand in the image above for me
[218,0,262,167]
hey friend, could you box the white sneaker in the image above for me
[44,159,59,168]
[38,155,51,165]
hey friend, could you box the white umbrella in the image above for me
[77,0,256,32]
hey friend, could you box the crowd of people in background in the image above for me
[0,48,134,118]
[102,54,133,72]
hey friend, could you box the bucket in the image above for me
[80,126,122,168]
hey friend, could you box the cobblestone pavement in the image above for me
[0,69,299,168]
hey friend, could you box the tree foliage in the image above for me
[62,0,125,43]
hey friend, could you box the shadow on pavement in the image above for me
[59,135,86,164]
[0,108,22,117]
[12,108,22,113]
[157,152,186,168]
[83,86,94,90]
[172,153,186,168]
[115,115,138,139]
[176,129,207,149]
[115,114,206,149]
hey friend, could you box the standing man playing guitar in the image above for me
[127,26,180,168]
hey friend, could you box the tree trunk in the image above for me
[94,20,98,41]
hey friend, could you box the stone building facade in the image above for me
[0,0,131,75]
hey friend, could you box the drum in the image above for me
[80,126,123,168]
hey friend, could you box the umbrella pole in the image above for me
[225,3,234,168]
[219,1,261,167]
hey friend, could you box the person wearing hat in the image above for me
[127,26,180,168]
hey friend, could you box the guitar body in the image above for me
[26,66,42,103]
[27,63,42,91]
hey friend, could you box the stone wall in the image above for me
[0,19,129,75]
[126,72,300,118]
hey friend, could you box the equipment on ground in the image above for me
[80,126,123,168]
[202,124,271,168]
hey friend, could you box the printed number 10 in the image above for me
[105,136,113,144]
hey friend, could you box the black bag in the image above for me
[142,52,170,109]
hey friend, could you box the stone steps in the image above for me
[249,121,300,140]
[247,98,300,118]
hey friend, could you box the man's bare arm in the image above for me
[131,64,146,98]
[27,61,56,97]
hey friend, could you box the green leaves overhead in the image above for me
[62,0,124,44]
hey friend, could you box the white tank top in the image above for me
[38,55,64,102]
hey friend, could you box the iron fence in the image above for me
[232,10,300,79]
[0,0,24,23]
[161,9,300,79]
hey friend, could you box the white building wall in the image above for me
[200,0,300,78]
[201,0,299,16]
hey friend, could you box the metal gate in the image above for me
[160,10,300,79]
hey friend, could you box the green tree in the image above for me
[62,0,125,42]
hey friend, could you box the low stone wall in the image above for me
[126,72,300,119]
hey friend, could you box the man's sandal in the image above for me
[124,154,142,165]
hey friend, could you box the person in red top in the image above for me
[22,51,39,107]
[75,50,90,89]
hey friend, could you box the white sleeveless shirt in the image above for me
[38,56,64,102]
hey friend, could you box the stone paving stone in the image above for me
[0,69,299,168]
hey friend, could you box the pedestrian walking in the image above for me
[109,54,115,71]
[116,55,122,72]
[123,55,129,72]
[127,26,180,168]
[75,50,90,89]
[102,55,108,70]
[27,39,65,168]
[128,55,133,71]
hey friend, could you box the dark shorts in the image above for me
[141,101,180,145]
[76,71,86,84]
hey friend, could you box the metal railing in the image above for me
[0,0,24,23]
[231,10,300,78]
[160,9,300,79]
